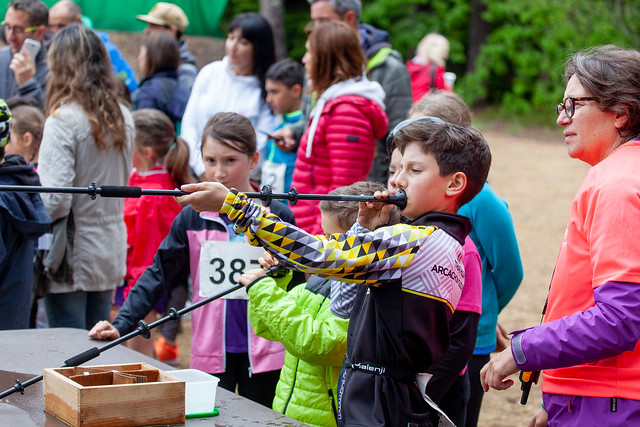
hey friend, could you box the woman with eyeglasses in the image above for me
[481,45,640,426]
[0,0,48,107]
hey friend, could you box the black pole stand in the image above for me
[0,284,244,399]
[0,183,407,209]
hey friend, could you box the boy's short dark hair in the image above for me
[319,181,401,231]
[265,58,305,89]
[392,121,491,207]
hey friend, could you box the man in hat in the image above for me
[136,2,198,92]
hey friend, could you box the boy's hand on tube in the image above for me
[358,190,394,230]
[238,269,267,288]
[258,251,280,270]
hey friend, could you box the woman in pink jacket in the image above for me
[291,21,388,235]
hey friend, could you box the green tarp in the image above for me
[0,0,228,36]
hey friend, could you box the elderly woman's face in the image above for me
[557,75,622,166]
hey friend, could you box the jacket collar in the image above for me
[409,211,471,245]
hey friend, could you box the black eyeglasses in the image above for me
[556,97,598,118]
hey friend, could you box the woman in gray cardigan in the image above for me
[37,24,135,329]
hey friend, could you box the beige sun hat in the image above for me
[136,2,189,33]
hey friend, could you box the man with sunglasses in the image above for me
[0,0,48,107]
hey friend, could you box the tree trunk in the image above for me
[260,0,287,60]
[467,0,491,104]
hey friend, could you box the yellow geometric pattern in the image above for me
[221,190,437,284]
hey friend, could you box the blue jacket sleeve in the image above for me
[112,210,190,335]
[99,32,138,92]
[513,280,640,371]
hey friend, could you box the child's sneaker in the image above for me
[154,336,180,366]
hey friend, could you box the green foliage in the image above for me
[363,0,640,117]
[363,0,470,68]
[221,0,640,117]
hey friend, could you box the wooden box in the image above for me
[43,362,185,426]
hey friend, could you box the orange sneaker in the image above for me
[154,336,179,366]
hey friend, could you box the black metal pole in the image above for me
[0,184,407,209]
[0,284,244,399]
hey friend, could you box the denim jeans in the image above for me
[44,289,112,330]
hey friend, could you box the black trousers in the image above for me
[439,370,470,427]
[465,353,491,427]
[215,352,280,408]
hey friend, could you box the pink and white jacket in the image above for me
[113,201,295,374]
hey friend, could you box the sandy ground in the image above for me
[171,125,590,426]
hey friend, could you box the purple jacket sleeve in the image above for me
[512,281,640,371]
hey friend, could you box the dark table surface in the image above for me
[0,328,305,426]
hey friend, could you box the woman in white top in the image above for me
[181,12,276,178]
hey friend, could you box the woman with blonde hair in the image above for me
[291,21,388,234]
[407,33,452,102]
[38,23,135,329]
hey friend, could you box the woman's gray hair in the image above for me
[565,45,640,141]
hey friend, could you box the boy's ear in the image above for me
[291,84,303,99]
[446,171,467,198]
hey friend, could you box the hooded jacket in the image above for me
[0,154,50,329]
[406,59,450,103]
[247,273,348,427]
[290,77,388,234]
[219,192,471,426]
[132,70,190,127]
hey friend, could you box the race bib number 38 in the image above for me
[199,240,265,300]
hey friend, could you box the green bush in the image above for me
[222,0,640,117]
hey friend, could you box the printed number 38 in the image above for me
[209,258,258,285]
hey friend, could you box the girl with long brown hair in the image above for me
[37,23,135,329]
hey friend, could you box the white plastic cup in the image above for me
[444,72,457,89]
